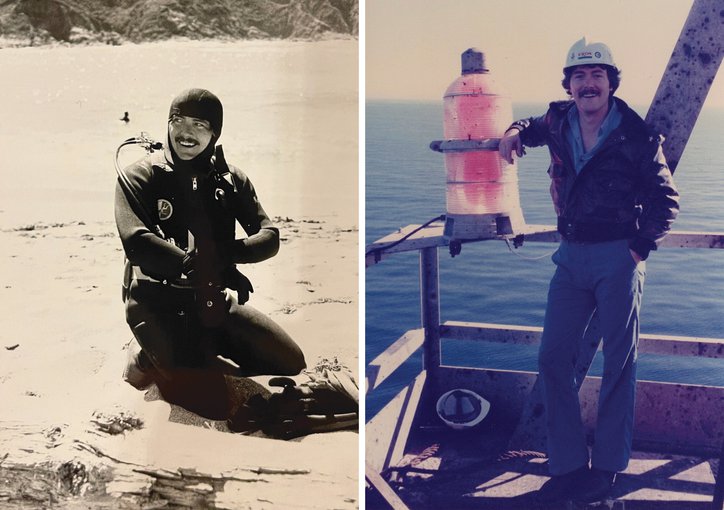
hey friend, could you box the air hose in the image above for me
[114,133,165,238]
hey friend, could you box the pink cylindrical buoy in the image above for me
[437,48,525,240]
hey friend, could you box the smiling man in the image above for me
[115,88,306,400]
[499,39,679,504]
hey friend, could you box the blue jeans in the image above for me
[539,239,645,475]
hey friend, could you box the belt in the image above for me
[131,266,195,290]
[558,218,637,243]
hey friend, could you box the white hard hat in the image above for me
[436,388,491,430]
[564,37,616,70]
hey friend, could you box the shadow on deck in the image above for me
[373,421,719,509]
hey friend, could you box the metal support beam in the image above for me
[366,372,428,474]
[420,247,441,372]
[714,440,724,509]
[365,226,724,264]
[646,0,724,173]
[366,329,424,393]
[365,463,410,510]
[440,321,724,359]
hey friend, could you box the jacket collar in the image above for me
[548,96,651,140]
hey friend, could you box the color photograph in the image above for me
[365,1,724,508]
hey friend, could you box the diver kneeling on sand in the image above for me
[114,89,357,436]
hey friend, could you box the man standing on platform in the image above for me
[499,37,679,504]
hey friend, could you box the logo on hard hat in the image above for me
[565,37,616,69]
[157,199,173,221]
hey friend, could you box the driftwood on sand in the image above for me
[1,403,358,509]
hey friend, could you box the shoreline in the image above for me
[0,33,358,50]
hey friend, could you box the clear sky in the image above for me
[365,0,724,110]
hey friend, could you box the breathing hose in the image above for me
[114,133,165,238]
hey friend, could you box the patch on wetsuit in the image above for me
[157,199,173,221]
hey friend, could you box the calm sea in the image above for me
[365,100,724,419]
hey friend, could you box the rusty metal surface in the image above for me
[366,224,724,265]
[631,381,724,455]
[429,138,500,153]
[645,0,724,173]
[426,366,724,456]
[440,321,724,359]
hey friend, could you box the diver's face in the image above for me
[168,115,213,160]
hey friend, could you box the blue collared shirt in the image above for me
[565,99,622,174]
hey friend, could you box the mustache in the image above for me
[577,87,601,97]
[175,135,199,145]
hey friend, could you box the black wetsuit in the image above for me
[115,144,305,379]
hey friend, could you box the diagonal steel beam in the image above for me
[645,0,724,174]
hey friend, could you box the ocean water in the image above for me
[365,100,724,418]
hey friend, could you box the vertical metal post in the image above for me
[713,440,724,509]
[420,247,441,373]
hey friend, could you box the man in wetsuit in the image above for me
[499,38,679,504]
[116,88,306,392]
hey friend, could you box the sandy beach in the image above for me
[0,39,358,508]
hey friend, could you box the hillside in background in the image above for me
[0,0,358,46]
